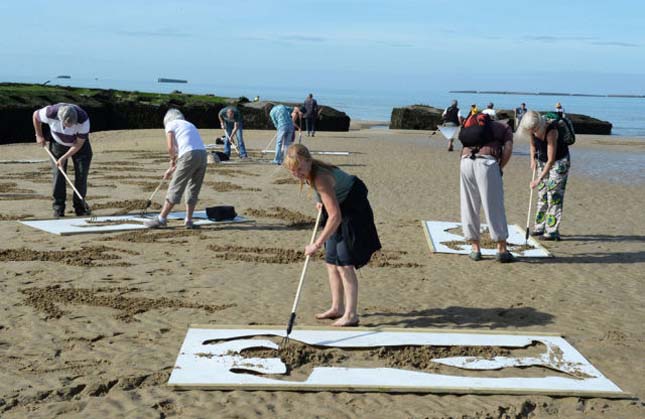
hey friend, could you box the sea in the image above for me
[12,75,645,137]
[5,75,645,184]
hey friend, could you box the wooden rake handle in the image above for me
[525,166,538,242]
[43,145,87,204]
[148,178,165,202]
[261,133,278,155]
[224,131,240,154]
[286,208,323,336]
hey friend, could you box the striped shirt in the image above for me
[37,103,90,146]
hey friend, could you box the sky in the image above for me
[1,0,644,95]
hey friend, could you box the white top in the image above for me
[481,108,497,119]
[37,105,90,146]
[165,119,206,158]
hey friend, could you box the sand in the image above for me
[0,127,644,418]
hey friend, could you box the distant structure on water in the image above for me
[449,90,645,99]
[158,78,188,84]
[56,75,71,79]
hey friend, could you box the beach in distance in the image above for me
[1,127,644,418]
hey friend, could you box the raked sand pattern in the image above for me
[0,128,644,417]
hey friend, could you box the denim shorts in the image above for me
[325,228,354,266]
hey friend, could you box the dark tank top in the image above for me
[533,121,570,162]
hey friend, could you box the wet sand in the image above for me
[0,128,644,418]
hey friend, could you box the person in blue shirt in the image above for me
[218,106,248,159]
[268,104,295,164]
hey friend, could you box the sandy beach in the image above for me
[1,127,644,418]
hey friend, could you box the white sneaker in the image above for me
[144,217,167,228]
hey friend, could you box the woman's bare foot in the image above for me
[315,308,343,320]
[332,315,359,327]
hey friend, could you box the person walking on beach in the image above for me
[218,106,248,159]
[482,102,497,120]
[303,93,319,137]
[144,109,207,229]
[284,144,381,327]
[441,99,464,152]
[515,102,527,128]
[32,103,92,217]
[459,118,515,262]
[518,110,571,241]
[268,104,295,164]
[555,102,565,119]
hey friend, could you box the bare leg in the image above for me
[316,264,344,320]
[185,202,196,222]
[470,239,481,253]
[160,200,174,219]
[496,240,508,253]
[332,266,359,327]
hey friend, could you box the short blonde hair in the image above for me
[517,110,545,137]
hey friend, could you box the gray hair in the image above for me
[57,104,78,126]
[517,110,545,137]
[163,108,185,127]
[451,99,458,107]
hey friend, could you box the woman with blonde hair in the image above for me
[283,144,381,327]
[518,110,571,240]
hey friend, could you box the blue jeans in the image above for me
[224,122,247,158]
[272,126,294,164]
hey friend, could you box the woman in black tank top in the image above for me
[518,111,572,241]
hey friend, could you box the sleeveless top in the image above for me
[313,166,356,204]
[533,121,570,162]
[444,106,460,125]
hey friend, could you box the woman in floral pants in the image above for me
[518,111,571,241]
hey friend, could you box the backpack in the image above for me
[543,112,576,145]
[443,106,460,125]
[206,205,237,221]
[458,112,494,149]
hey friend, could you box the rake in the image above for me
[281,208,323,348]
[260,133,278,157]
[43,146,95,221]
[525,166,538,245]
[224,131,241,156]
[141,177,165,217]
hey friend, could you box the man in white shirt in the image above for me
[481,102,497,120]
[32,103,92,217]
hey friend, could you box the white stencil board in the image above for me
[423,221,551,257]
[261,150,350,156]
[168,326,626,397]
[19,211,250,236]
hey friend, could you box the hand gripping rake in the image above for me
[43,145,95,221]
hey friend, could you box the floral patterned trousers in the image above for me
[534,156,570,236]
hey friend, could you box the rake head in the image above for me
[86,203,97,222]
[280,312,297,349]
[140,199,153,217]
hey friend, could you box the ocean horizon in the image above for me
[5,75,645,137]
